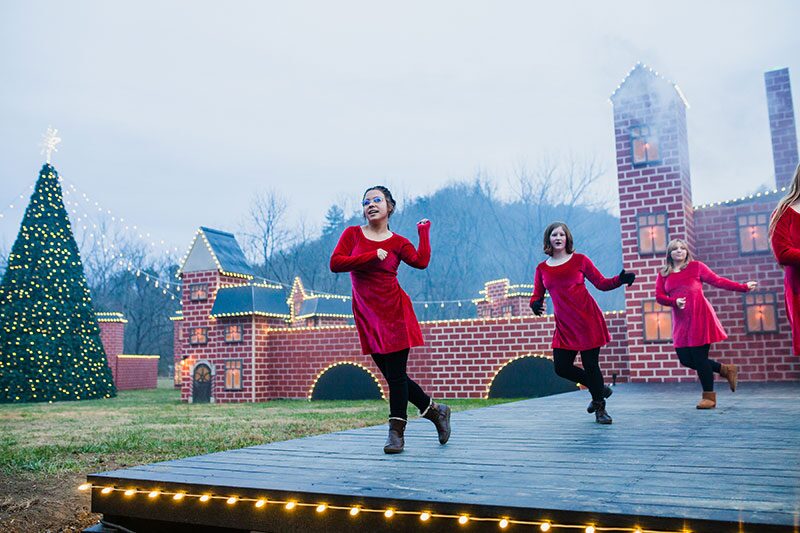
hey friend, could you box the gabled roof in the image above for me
[209,284,290,319]
[296,297,353,319]
[177,227,254,279]
[610,63,689,108]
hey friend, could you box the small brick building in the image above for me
[173,65,800,403]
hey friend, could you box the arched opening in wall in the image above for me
[309,362,384,401]
[487,355,576,399]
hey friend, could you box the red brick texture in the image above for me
[98,320,160,390]
[765,68,799,191]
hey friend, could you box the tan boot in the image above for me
[720,364,738,392]
[696,391,716,409]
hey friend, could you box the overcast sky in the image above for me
[1,1,798,254]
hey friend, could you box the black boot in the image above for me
[421,401,451,445]
[587,385,613,413]
[591,400,612,424]
[383,418,406,454]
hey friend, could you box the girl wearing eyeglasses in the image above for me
[330,185,450,454]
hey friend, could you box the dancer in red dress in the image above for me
[770,164,800,355]
[330,185,450,454]
[529,221,635,424]
[655,239,756,408]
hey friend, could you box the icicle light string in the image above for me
[0,184,35,221]
[61,179,181,258]
[77,484,682,533]
[61,199,181,298]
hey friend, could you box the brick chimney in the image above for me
[765,68,799,190]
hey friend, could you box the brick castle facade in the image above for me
[172,65,800,403]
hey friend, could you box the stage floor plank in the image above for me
[88,382,800,532]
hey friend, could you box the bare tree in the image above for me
[240,189,291,271]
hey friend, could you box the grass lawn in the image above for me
[0,378,516,532]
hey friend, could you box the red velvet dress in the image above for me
[770,207,800,355]
[330,224,430,355]
[655,261,748,348]
[530,253,622,351]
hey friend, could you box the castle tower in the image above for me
[611,64,695,381]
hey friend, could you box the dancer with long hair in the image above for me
[530,221,635,424]
[330,185,450,454]
[770,163,800,355]
[655,239,757,408]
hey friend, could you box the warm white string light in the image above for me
[78,483,686,532]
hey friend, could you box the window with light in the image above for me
[744,292,778,333]
[224,324,243,343]
[643,301,672,342]
[630,125,660,166]
[190,283,209,301]
[189,327,208,345]
[738,213,769,254]
[637,213,669,255]
[224,360,242,390]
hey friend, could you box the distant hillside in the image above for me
[260,180,624,321]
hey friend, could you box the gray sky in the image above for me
[1,1,798,255]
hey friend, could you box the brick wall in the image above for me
[695,200,799,381]
[116,356,159,390]
[263,313,629,400]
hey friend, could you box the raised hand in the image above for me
[619,269,636,286]
[417,218,430,229]
[746,281,757,291]
[676,297,686,309]
[530,298,545,316]
[377,248,388,260]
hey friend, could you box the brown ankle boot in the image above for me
[696,391,716,409]
[720,364,738,392]
[421,401,451,444]
[383,418,406,454]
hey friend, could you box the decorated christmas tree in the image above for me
[0,131,116,402]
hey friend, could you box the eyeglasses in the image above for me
[362,197,384,207]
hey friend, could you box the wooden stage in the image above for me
[85,382,800,533]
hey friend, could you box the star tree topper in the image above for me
[40,126,62,164]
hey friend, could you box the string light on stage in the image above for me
[75,483,692,532]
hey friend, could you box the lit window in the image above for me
[744,292,778,334]
[738,213,769,254]
[224,324,243,343]
[190,283,209,301]
[630,125,660,166]
[637,213,669,255]
[643,301,672,342]
[189,327,208,345]
[225,360,242,390]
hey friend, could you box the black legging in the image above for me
[371,349,431,420]
[552,347,605,401]
[675,344,721,392]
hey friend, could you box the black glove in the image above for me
[619,268,636,287]
[530,298,545,316]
